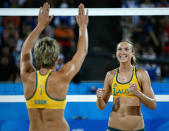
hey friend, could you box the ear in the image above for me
[132,52,135,57]
[54,59,58,67]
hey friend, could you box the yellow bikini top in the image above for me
[26,70,66,109]
[112,66,142,97]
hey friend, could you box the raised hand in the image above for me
[76,3,88,28]
[96,88,104,99]
[38,2,54,28]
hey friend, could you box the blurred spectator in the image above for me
[0,0,169,82]
[140,0,155,8]
[18,0,26,7]
[161,16,169,45]
[162,64,169,78]
[90,86,97,94]
[21,0,40,8]
[132,16,159,48]
[142,47,156,60]
[54,16,76,29]
[145,64,161,81]
[139,63,162,81]
[122,0,138,8]
[10,0,19,8]
[2,22,19,42]
[53,0,76,29]
[160,16,169,56]
[56,53,65,71]
[122,0,139,26]
[55,19,74,61]
[23,16,37,30]
[157,0,169,7]
[3,16,20,28]
[121,16,133,41]
[0,0,10,8]
[0,46,18,81]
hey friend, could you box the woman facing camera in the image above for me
[96,41,156,131]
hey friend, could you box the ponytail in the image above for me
[131,56,136,65]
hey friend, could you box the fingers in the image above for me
[40,2,50,14]
[39,7,42,14]
[97,88,104,99]
[49,15,54,22]
[78,3,84,16]
[129,83,137,88]
[86,9,88,16]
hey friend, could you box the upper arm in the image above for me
[137,69,155,99]
[102,71,114,104]
[20,51,35,80]
[59,46,87,82]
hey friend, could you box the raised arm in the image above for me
[20,2,53,79]
[60,3,88,81]
[96,71,113,110]
[129,69,156,110]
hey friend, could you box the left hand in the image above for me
[129,83,140,96]
[38,2,54,28]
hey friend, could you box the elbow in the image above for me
[96,102,106,110]
[82,48,88,56]
[150,99,157,110]
[83,45,88,54]
[97,106,105,110]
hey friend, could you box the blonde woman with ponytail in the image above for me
[96,41,156,131]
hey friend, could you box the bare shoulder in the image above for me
[135,67,149,80]
[106,69,117,81]
[22,72,36,88]
[51,70,67,81]
[136,67,147,75]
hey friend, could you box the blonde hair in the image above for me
[117,40,136,65]
[34,37,60,69]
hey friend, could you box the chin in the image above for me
[119,60,128,63]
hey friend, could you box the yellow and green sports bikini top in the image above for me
[26,70,66,109]
[112,66,142,97]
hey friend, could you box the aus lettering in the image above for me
[112,88,130,95]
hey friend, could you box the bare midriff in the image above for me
[108,97,144,130]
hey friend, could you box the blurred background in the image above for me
[0,0,169,131]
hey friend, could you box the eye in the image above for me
[117,48,122,51]
[125,48,129,51]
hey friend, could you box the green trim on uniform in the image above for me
[26,72,38,100]
[116,67,134,84]
[45,71,66,101]
[134,67,143,91]
[107,126,145,131]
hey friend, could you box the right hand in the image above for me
[96,88,104,99]
[38,2,54,28]
[76,3,88,27]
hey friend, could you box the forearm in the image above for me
[21,25,45,55]
[136,91,156,110]
[77,26,88,54]
[96,98,107,110]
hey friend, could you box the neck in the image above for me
[39,66,55,73]
[119,63,133,73]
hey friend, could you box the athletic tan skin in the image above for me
[20,3,88,131]
[96,42,156,131]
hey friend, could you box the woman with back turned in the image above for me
[20,2,88,131]
[96,41,156,131]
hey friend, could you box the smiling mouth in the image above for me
[119,55,127,60]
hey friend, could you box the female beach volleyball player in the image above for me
[20,2,88,131]
[96,41,156,131]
